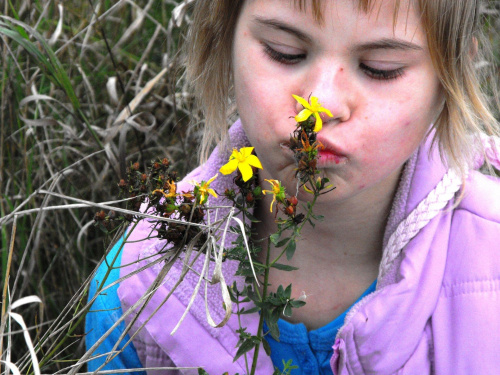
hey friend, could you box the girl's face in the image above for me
[232,0,443,205]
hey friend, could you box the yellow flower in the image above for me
[262,179,285,212]
[152,180,178,199]
[219,147,263,182]
[191,174,218,204]
[293,94,333,132]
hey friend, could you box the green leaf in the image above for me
[271,263,299,271]
[243,211,261,223]
[269,233,281,245]
[307,218,316,228]
[267,318,280,341]
[277,285,284,297]
[263,338,272,356]
[275,237,290,248]
[283,304,293,317]
[284,284,292,298]
[290,300,306,308]
[238,306,261,315]
[285,240,297,260]
[271,307,282,323]
[233,338,257,362]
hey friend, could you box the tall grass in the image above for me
[0,0,499,374]
[0,0,200,372]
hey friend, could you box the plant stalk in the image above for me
[250,238,272,375]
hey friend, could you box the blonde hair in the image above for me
[186,0,499,174]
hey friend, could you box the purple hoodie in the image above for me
[118,120,500,374]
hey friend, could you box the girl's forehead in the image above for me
[247,0,420,32]
[288,0,412,22]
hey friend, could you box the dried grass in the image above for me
[0,0,202,372]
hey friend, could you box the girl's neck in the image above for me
[255,167,401,265]
[252,169,401,329]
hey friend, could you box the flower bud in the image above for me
[224,188,236,199]
[288,196,298,206]
[253,186,262,197]
[316,176,322,189]
[94,210,106,221]
[179,203,191,215]
[165,203,177,214]
[284,205,295,216]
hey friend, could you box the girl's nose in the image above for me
[295,65,352,126]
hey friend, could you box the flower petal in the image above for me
[207,188,218,198]
[265,179,279,189]
[240,147,255,158]
[295,109,313,123]
[269,195,276,212]
[219,159,239,175]
[320,107,333,117]
[246,154,263,169]
[207,173,218,184]
[238,162,254,182]
[227,149,239,161]
[303,184,314,194]
[310,96,319,108]
[292,94,311,109]
[313,113,323,132]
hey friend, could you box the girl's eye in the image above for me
[360,63,404,81]
[263,44,306,65]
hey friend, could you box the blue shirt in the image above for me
[86,238,376,374]
[264,282,376,374]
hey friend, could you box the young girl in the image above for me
[86,0,500,374]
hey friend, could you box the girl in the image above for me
[86,0,500,374]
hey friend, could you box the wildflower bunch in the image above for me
[219,94,336,374]
[290,95,335,195]
[93,94,335,375]
[93,157,212,248]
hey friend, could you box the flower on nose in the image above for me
[219,147,263,182]
[191,174,218,204]
[293,94,333,132]
[262,179,286,213]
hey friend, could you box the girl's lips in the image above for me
[279,138,348,166]
[317,137,348,166]
[318,149,348,166]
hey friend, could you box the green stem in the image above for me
[269,193,318,267]
[250,239,272,375]
[235,290,250,374]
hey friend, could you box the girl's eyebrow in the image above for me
[252,16,313,43]
[353,39,424,52]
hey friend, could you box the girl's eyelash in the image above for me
[263,44,404,81]
[263,44,305,65]
[359,63,404,81]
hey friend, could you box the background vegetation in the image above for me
[0,0,200,372]
[0,0,498,373]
